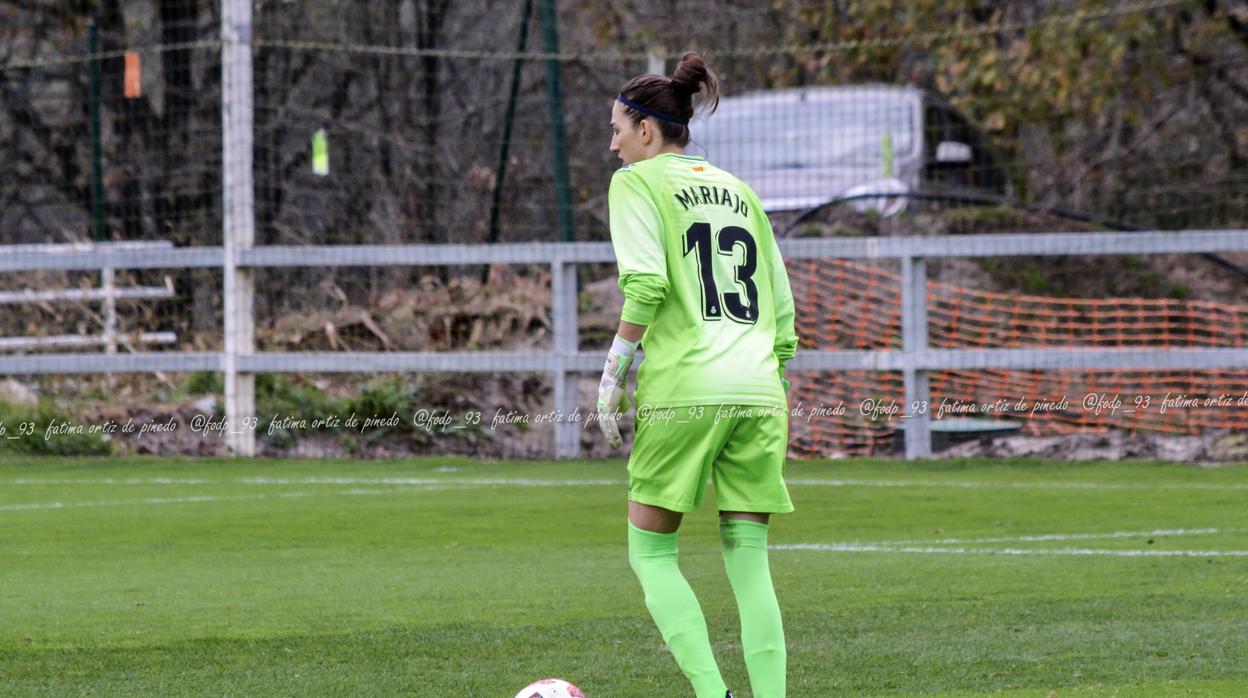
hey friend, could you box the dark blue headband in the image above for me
[617,94,689,126]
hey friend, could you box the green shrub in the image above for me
[0,400,113,456]
[186,372,224,395]
[254,374,348,447]
[346,375,427,445]
[253,374,439,448]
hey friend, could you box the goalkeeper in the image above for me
[596,52,798,698]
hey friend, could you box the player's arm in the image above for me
[762,215,798,388]
[617,320,646,344]
[609,170,668,327]
[598,171,667,447]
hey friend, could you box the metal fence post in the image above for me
[647,50,664,76]
[551,257,580,458]
[902,255,931,459]
[223,0,256,457]
[538,0,575,243]
[101,266,117,355]
[88,21,105,244]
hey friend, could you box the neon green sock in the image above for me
[721,519,786,698]
[627,522,727,698]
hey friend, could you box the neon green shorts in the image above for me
[627,404,795,514]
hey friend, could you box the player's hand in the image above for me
[596,335,638,448]
[596,379,631,449]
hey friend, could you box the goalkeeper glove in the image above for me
[596,334,639,448]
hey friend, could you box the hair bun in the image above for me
[670,52,719,116]
[671,52,708,95]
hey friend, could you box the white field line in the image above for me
[6,476,1247,492]
[0,493,275,511]
[786,478,1248,492]
[0,477,621,512]
[240,477,625,487]
[0,485,471,512]
[8,477,218,485]
[5,483,1246,559]
[871,527,1229,546]
[771,542,1248,558]
[4,476,625,487]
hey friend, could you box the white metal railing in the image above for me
[0,241,176,353]
[0,333,177,352]
[2,231,1247,459]
[0,279,174,304]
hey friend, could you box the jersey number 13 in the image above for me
[683,222,760,324]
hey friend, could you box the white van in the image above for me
[689,84,1010,214]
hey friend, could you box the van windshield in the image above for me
[692,100,916,171]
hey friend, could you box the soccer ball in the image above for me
[513,678,586,698]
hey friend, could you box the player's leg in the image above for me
[627,407,731,698]
[718,513,785,697]
[628,499,683,533]
[713,407,792,698]
[720,511,769,525]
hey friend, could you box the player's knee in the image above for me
[628,525,679,577]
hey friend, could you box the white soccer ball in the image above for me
[513,678,586,698]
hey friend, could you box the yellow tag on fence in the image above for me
[312,128,329,176]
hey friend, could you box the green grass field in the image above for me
[2,456,1246,697]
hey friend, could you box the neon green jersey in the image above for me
[608,152,798,409]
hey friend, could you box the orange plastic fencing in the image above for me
[788,259,1248,457]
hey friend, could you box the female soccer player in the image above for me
[596,52,798,698]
